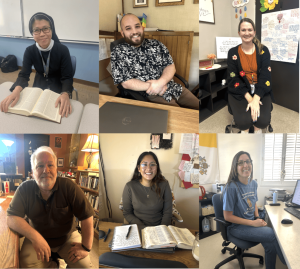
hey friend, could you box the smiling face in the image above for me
[32,19,52,49]
[237,154,252,182]
[121,14,144,47]
[138,155,158,184]
[238,21,256,44]
[33,151,57,192]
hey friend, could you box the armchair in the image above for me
[212,193,264,269]
[110,38,189,101]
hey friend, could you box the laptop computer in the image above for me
[99,102,168,133]
[284,180,300,219]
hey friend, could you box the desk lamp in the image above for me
[81,135,99,170]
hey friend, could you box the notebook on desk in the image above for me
[99,102,168,133]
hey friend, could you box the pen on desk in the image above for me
[126,225,132,239]
[103,228,111,242]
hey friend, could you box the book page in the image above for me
[8,87,42,115]
[111,224,141,251]
[32,90,61,122]
[143,225,176,248]
[168,226,195,249]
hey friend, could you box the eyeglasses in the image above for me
[140,163,157,168]
[237,160,252,166]
[33,27,51,35]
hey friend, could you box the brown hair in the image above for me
[222,151,253,197]
[238,18,264,54]
[131,151,166,198]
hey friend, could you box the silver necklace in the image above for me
[141,184,150,198]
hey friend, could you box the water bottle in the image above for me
[273,191,278,204]
[202,217,210,233]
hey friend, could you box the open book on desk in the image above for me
[110,224,194,252]
[7,87,62,123]
[142,225,195,250]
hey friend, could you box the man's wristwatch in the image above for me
[254,216,260,220]
[81,244,91,252]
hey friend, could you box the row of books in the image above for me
[84,191,99,210]
[79,174,99,190]
[93,217,100,230]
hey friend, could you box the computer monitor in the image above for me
[291,180,300,206]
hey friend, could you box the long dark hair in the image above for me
[223,151,253,197]
[131,151,166,197]
[29,12,60,43]
[238,18,263,54]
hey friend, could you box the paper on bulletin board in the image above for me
[261,9,299,63]
[216,37,242,59]
[179,134,199,158]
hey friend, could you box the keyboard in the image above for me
[284,207,300,220]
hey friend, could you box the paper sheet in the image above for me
[261,8,299,63]
[178,171,185,182]
[163,133,171,139]
[191,173,199,184]
[182,162,193,172]
[184,171,191,182]
[179,160,186,171]
[0,198,6,204]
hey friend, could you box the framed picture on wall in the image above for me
[133,0,148,8]
[194,0,199,3]
[55,137,62,148]
[57,158,64,167]
[199,0,215,24]
[156,0,184,7]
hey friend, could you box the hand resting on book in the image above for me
[0,86,22,112]
[55,92,72,118]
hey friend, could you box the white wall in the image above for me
[199,0,256,59]
[99,133,199,230]
[99,0,122,32]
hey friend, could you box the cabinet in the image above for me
[199,62,228,123]
[199,196,219,239]
[76,170,100,239]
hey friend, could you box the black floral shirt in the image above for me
[111,39,182,102]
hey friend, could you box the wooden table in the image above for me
[265,201,300,269]
[99,94,199,133]
[0,193,19,268]
[99,221,199,268]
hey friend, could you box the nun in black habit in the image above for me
[0,12,73,117]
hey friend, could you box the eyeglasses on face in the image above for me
[237,160,252,166]
[140,163,157,168]
[33,27,51,35]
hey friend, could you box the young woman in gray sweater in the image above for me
[122,152,173,229]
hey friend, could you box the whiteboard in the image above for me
[216,37,242,59]
[22,0,98,42]
[0,0,23,36]
[199,0,215,23]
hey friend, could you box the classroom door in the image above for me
[24,134,50,178]
[255,0,299,112]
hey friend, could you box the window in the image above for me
[262,134,300,186]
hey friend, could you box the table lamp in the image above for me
[81,135,99,170]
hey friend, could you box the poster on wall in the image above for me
[199,0,215,24]
[216,37,242,59]
[261,8,299,63]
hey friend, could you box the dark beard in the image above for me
[123,32,145,47]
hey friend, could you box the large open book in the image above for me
[142,225,195,249]
[8,87,62,123]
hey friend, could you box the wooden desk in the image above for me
[99,221,198,268]
[265,201,300,269]
[99,95,199,133]
[0,193,19,268]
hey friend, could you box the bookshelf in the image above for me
[76,170,100,239]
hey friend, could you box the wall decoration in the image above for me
[260,0,279,13]
[55,137,62,148]
[155,0,184,7]
[199,0,215,24]
[150,134,173,149]
[133,0,148,8]
[232,0,249,8]
[261,8,299,63]
[57,158,64,167]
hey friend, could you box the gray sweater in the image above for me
[122,180,173,228]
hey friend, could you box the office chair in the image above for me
[70,55,79,101]
[225,101,273,133]
[119,191,183,226]
[110,38,190,101]
[212,193,264,269]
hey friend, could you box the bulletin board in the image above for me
[255,0,299,112]
[261,8,299,63]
